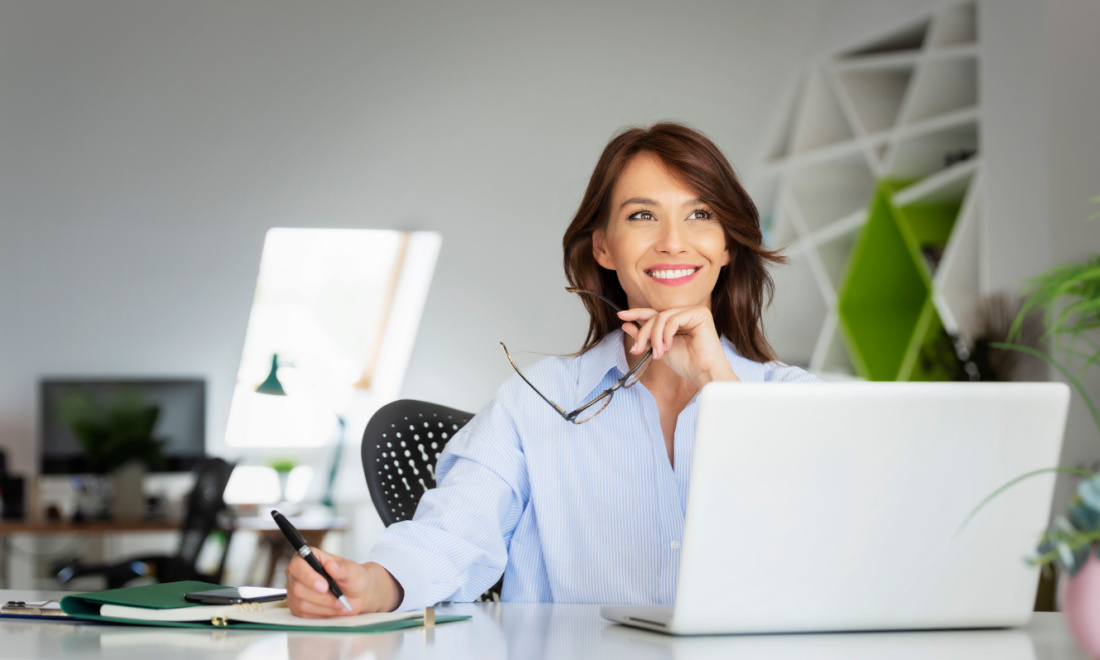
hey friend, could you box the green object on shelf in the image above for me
[837,182,961,381]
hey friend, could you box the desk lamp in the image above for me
[255,354,345,509]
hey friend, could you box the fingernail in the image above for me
[315,580,326,592]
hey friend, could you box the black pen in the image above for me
[271,509,353,612]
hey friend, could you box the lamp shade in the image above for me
[255,354,287,396]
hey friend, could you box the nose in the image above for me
[655,219,687,254]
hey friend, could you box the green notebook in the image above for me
[60,581,468,632]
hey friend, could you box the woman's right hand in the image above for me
[284,548,403,617]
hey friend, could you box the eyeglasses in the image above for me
[500,288,652,424]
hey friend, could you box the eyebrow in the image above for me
[619,197,707,209]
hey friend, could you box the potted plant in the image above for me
[268,457,298,503]
[968,199,1100,653]
[59,390,167,520]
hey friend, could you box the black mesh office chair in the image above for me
[57,457,236,589]
[361,399,502,601]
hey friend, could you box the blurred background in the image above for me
[0,0,1097,591]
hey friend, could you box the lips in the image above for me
[645,264,701,286]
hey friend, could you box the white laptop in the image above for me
[602,382,1070,635]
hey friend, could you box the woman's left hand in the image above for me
[618,306,739,388]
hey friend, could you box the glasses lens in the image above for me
[573,392,612,424]
[622,351,651,388]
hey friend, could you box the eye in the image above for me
[689,209,712,220]
[627,210,656,221]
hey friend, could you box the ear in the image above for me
[719,244,731,269]
[592,228,616,270]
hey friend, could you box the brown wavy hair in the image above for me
[562,122,786,363]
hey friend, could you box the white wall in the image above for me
[0,0,826,476]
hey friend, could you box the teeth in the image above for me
[649,268,696,280]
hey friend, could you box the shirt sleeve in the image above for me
[365,383,530,610]
[764,361,824,383]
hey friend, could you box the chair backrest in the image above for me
[361,399,474,526]
[362,399,504,601]
[176,457,235,566]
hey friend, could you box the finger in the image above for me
[617,308,657,322]
[289,596,349,619]
[621,323,638,339]
[286,569,332,603]
[650,311,671,359]
[286,555,332,595]
[632,315,658,355]
[617,308,657,331]
[661,310,692,353]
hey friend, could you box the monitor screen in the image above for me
[39,378,206,474]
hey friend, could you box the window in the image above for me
[224,228,440,448]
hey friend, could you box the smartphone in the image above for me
[183,587,287,605]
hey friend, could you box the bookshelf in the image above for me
[755,0,981,380]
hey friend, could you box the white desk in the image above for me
[0,589,1090,660]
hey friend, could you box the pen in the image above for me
[271,509,353,613]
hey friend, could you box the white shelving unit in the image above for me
[753,0,982,380]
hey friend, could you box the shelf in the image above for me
[764,253,829,367]
[810,313,858,377]
[764,188,802,249]
[885,114,978,180]
[894,197,962,279]
[815,225,862,294]
[926,43,980,62]
[788,151,877,233]
[837,185,934,381]
[905,56,978,124]
[807,209,867,246]
[934,174,983,339]
[840,18,930,59]
[835,65,914,134]
[891,157,978,206]
[763,136,867,175]
[757,0,982,382]
[791,69,857,154]
[904,300,956,381]
[929,1,977,48]
[834,51,920,72]
[751,173,782,246]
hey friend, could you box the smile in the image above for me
[645,266,701,285]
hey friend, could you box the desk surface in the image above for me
[0,589,1090,660]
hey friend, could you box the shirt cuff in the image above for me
[366,545,431,612]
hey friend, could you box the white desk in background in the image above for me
[0,589,1091,660]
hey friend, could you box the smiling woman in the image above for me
[564,123,786,365]
[283,122,819,618]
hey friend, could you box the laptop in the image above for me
[602,382,1070,635]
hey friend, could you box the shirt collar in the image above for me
[574,330,633,404]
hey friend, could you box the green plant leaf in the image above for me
[993,342,1100,436]
[957,466,1095,536]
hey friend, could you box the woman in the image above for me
[286,122,819,617]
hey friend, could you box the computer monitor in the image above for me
[39,378,206,474]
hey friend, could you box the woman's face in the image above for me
[592,152,730,311]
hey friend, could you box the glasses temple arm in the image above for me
[500,343,570,417]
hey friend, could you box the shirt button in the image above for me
[670,540,680,550]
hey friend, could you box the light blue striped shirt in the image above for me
[368,330,820,610]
